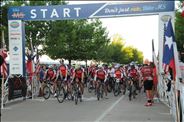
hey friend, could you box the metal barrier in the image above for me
[1,74,41,109]
[157,73,184,122]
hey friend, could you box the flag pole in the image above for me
[173,42,182,122]
[1,72,5,109]
[1,29,5,109]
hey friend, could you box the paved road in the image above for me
[1,89,172,122]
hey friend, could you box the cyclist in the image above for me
[88,64,96,89]
[57,60,68,81]
[114,65,125,94]
[43,65,57,96]
[107,64,115,92]
[94,65,108,98]
[128,64,139,91]
[72,64,85,99]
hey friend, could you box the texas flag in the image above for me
[162,19,176,80]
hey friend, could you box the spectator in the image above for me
[152,63,159,100]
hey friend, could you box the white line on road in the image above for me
[94,95,125,122]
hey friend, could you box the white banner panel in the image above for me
[8,20,23,75]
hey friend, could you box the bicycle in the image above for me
[73,80,82,105]
[113,78,121,96]
[57,79,73,103]
[127,77,136,101]
[87,76,95,93]
[96,79,105,101]
[42,80,55,99]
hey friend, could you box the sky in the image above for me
[68,1,178,61]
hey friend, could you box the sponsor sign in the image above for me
[8,1,174,21]
[8,20,23,75]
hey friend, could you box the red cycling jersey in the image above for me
[114,69,122,79]
[141,66,153,81]
[96,69,106,80]
[129,69,138,78]
[45,69,56,80]
[75,68,84,79]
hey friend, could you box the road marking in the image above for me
[94,95,125,122]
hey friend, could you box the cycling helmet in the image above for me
[75,64,80,69]
[98,64,103,69]
[48,65,53,69]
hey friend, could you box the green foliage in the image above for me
[44,19,110,64]
[175,1,184,62]
[100,34,143,64]
[1,1,25,47]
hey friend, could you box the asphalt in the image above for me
[1,88,172,122]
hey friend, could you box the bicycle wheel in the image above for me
[100,84,104,98]
[97,88,100,101]
[73,84,79,105]
[96,82,101,101]
[56,86,65,103]
[88,81,93,93]
[128,85,132,101]
[74,90,78,105]
[43,85,50,99]
[107,83,112,93]
[114,82,119,96]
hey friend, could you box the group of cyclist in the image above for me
[37,59,156,106]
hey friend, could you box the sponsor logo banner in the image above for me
[8,20,23,75]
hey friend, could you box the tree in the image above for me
[122,46,143,64]
[44,19,110,65]
[175,1,184,62]
[1,1,25,48]
[98,34,144,64]
[102,34,125,63]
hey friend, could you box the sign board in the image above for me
[8,1,174,21]
[8,20,24,75]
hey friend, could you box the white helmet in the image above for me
[48,65,53,69]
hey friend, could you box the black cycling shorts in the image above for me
[144,80,153,90]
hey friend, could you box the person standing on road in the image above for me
[39,65,47,97]
[141,63,154,106]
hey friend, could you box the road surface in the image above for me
[1,89,172,122]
